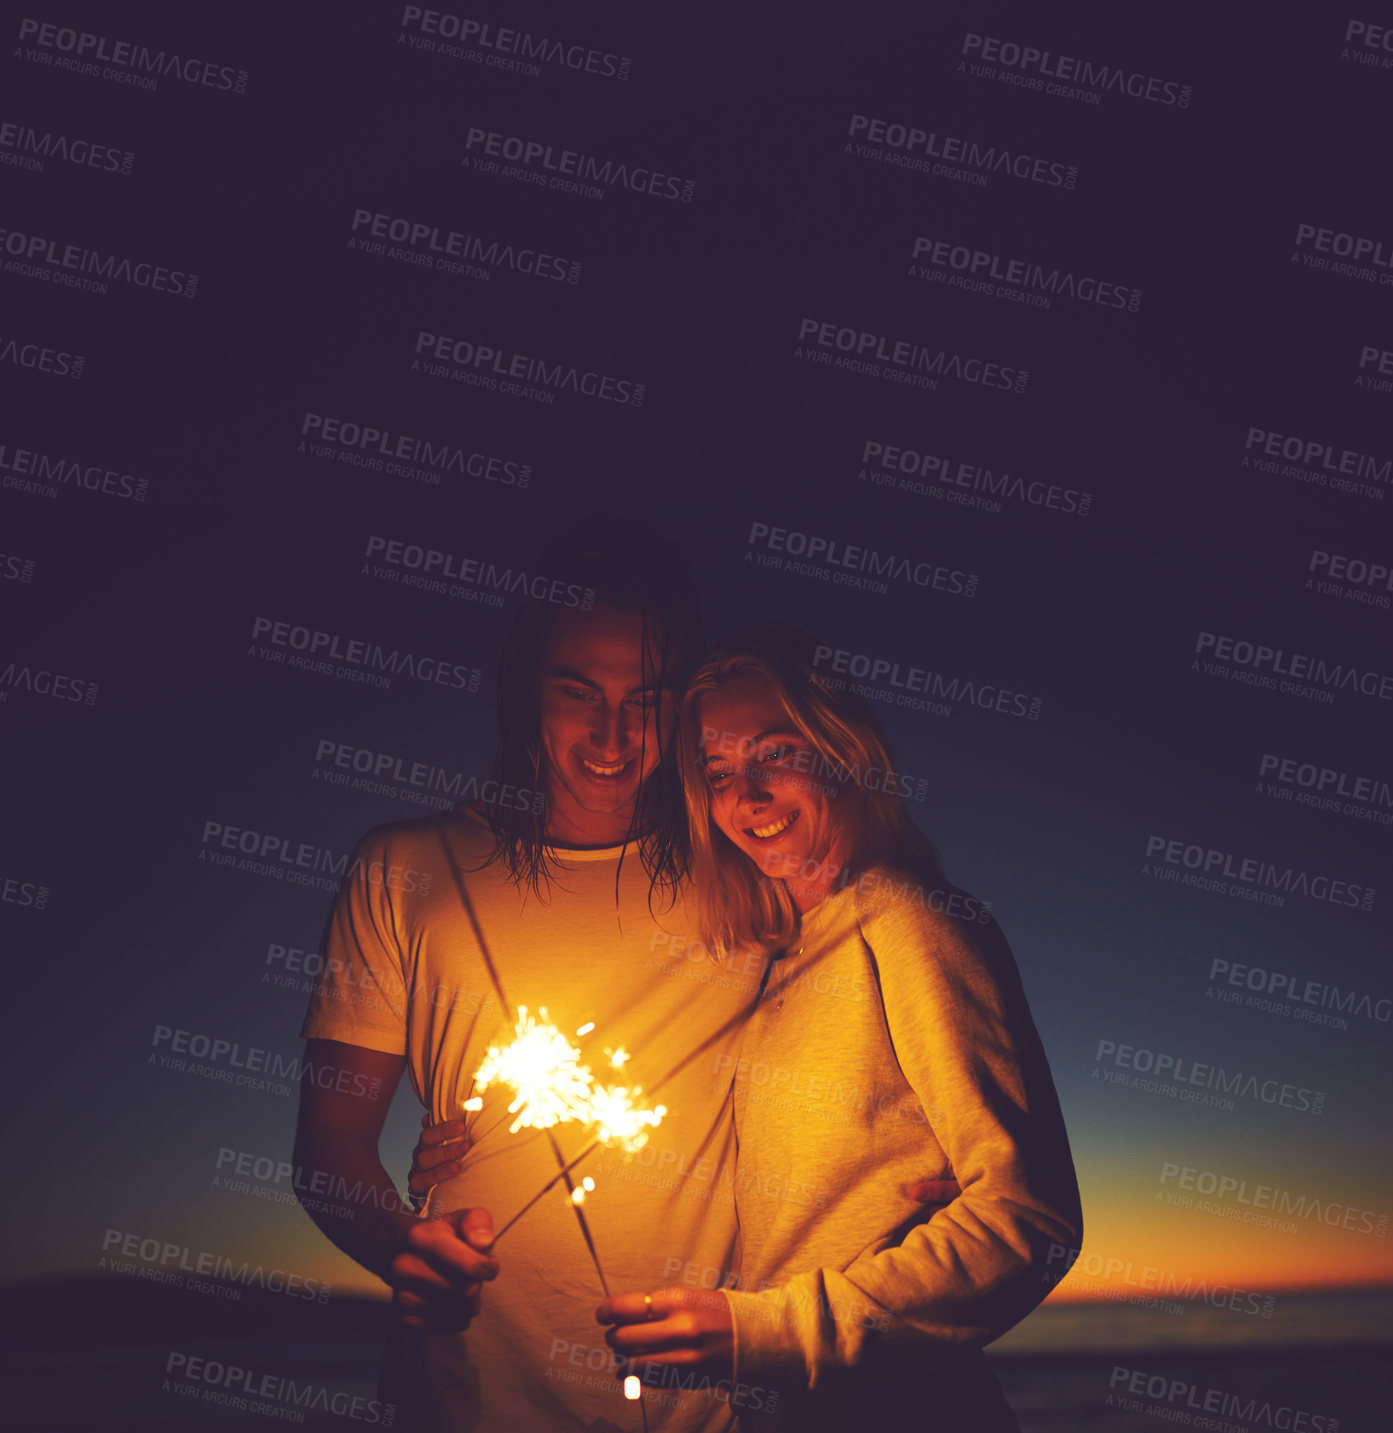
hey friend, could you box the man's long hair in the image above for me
[483,516,705,905]
[680,623,945,954]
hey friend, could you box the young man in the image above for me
[293,520,764,1431]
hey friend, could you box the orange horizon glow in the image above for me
[50,1158,1393,1319]
[61,1263,1392,1303]
[1032,1184,1393,1306]
[1042,1273,1393,1304]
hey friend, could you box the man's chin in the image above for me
[565,778,641,817]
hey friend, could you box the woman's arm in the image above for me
[720,888,1083,1393]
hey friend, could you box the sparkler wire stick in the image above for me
[486,1134,602,1242]
[549,1130,609,1298]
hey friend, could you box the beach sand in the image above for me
[7,1279,1390,1431]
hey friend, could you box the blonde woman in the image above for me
[595,624,1083,1429]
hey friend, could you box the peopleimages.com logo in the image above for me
[746,522,978,597]
[15,18,249,94]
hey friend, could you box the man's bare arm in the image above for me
[293,1038,499,1332]
[292,1038,416,1279]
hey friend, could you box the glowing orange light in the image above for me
[470,1007,667,1152]
[588,1084,667,1154]
[474,1006,594,1134]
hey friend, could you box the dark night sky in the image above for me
[2,0,1389,1317]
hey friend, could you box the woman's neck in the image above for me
[783,849,851,914]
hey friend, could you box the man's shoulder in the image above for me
[350,802,497,866]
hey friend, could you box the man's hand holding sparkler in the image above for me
[595,1287,735,1382]
[390,1205,499,1334]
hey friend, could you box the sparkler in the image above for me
[461,1007,663,1430]
[433,833,670,1429]
[473,1006,596,1134]
[425,1007,669,1261]
[467,1005,667,1169]
[424,1013,667,1233]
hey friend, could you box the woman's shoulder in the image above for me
[849,862,997,935]
[849,863,1023,994]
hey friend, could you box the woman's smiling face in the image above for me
[696,670,843,887]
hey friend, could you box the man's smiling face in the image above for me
[538,605,675,845]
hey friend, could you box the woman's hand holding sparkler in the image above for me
[596,1287,735,1382]
[389,1206,499,1334]
[592,1181,959,1385]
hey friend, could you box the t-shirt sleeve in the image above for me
[298,831,410,1055]
[724,881,1083,1392]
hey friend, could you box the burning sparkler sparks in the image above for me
[473,1006,597,1134]
[469,1006,666,1154]
[587,1082,667,1154]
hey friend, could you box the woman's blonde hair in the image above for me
[680,624,943,955]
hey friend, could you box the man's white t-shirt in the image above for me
[301,804,763,1431]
